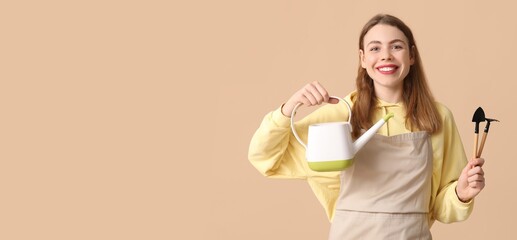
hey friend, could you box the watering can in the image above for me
[290,96,394,172]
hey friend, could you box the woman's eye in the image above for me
[393,45,403,50]
[369,47,379,52]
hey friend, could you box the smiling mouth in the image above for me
[377,66,398,74]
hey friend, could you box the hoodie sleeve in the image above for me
[247,106,309,179]
[430,104,474,223]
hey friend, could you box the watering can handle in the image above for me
[290,96,352,149]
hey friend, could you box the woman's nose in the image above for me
[381,49,392,61]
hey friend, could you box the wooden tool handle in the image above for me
[473,134,479,159]
[477,132,488,158]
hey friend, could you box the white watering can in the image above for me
[290,96,393,172]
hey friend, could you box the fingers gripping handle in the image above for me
[289,96,352,149]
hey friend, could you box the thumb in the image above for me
[328,98,339,104]
[458,161,472,185]
[456,165,469,195]
[460,160,474,177]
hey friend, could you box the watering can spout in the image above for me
[353,113,394,153]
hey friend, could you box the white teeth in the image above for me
[378,67,395,72]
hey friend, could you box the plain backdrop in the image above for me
[1,0,515,239]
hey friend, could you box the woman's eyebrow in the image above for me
[366,39,407,46]
[390,39,407,45]
[366,40,382,47]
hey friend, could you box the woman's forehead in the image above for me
[363,24,409,45]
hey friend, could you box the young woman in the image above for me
[248,14,485,239]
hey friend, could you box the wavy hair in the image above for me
[351,14,441,138]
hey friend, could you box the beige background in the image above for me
[1,0,515,239]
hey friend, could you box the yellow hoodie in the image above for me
[248,93,473,225]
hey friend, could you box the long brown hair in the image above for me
[351,14,441,138]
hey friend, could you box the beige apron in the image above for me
[328,131,433,240]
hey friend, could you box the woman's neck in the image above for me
[374,86,403,104]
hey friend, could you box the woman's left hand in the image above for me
[456,158,485,202]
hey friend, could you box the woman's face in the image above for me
[360,24,414,93]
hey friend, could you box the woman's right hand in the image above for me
[281,81,339,117]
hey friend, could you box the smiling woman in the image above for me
[248,14,486,240]
[360,26,414,98]
[351,14,440,140]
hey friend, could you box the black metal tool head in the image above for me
[484,118,500,132]
[472,107,486,133]
[485,118,499,122]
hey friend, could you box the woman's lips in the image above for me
[376,65,398,74]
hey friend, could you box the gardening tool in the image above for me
[477,118,499,158]
[290,96,394,172]
[472,107,486,158]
